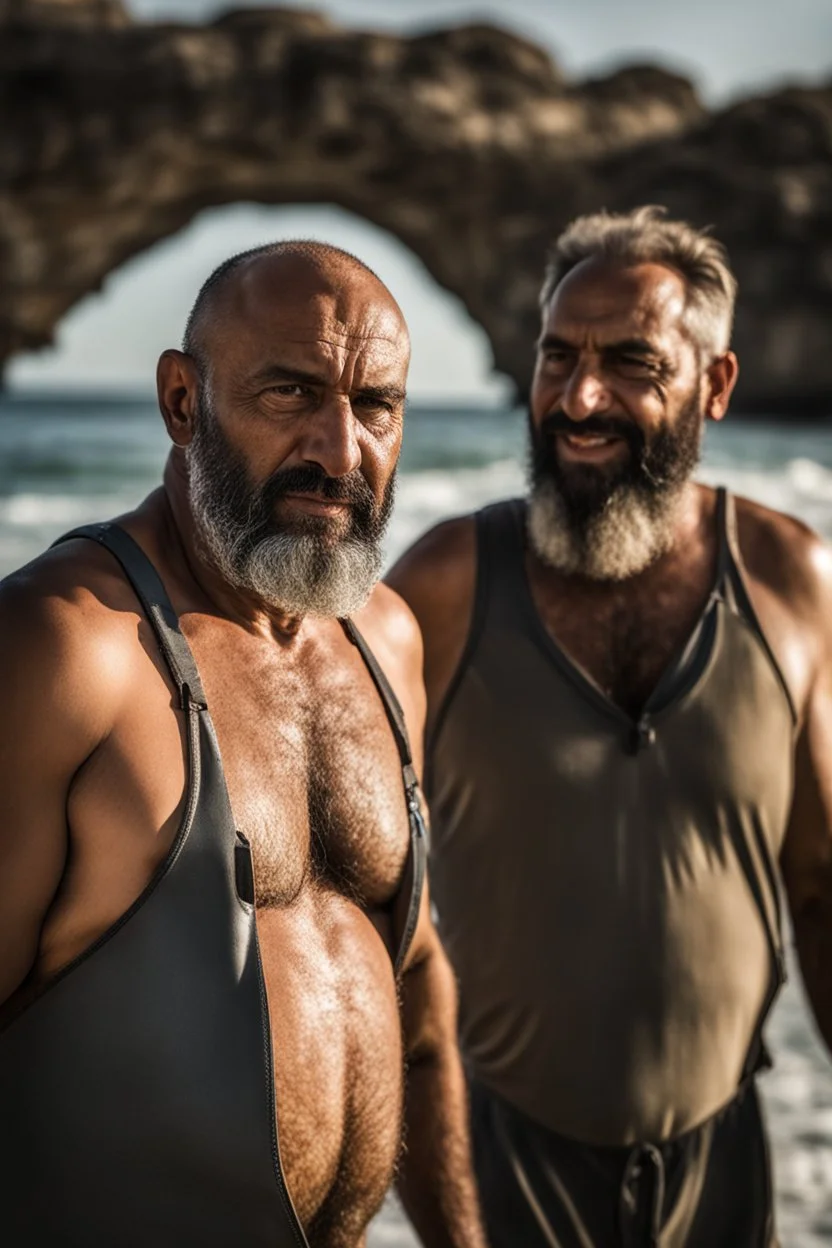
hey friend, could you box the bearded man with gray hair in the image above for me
[389,206,832,1246]
[0,242,487,1248]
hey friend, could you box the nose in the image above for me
[300,395,362,479]
[561,362,613,422]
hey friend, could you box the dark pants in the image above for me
[469,1078,777,1248]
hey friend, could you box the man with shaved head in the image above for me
[390,207,832,1246]
[0,242,486,1248]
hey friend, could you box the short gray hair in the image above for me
[540,206,737,357]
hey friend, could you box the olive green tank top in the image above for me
[427,491,795,1146]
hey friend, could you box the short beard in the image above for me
[527,396,702,581]
[186,390,395,618]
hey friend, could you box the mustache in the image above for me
[539,411,645,455]
[257,464,376,509]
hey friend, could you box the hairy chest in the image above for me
[190,627,411,912]
[531,568,714,716]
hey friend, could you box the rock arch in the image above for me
[2,0,831,411]
[10,200,508,398]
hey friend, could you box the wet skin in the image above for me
[389,257,832,1077]
[0,254,485,1247]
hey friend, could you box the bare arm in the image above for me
[359,583,486,1246]
[781,614,832,1054]
[0,568,121,1005]
[396,894,487,1248]
[769,526,832,1054]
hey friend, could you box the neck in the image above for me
[161,452,306,639]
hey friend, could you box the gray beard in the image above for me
[187,452,383,620]
[527,475,684,581]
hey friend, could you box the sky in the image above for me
[9,0,831,401]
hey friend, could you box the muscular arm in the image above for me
[396,893,486,1248]
[778,538,832,1053]
[751,512,832,1055]
[359,583,486,1246]
[0,567,121,1006]
[781,682,832,1053]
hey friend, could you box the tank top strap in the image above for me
[53,523,207,710]
[341,618,413,772]
[712,485,733,589]
[476,497,530,629]
[425,498,531,772]
[716,485,750,608]
[341,618,427,978]
[715,490,798,725]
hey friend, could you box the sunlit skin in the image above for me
[164,253,410,628]
[389,256,832,1085]
[530,257,735,476]
[0,252,486,1248]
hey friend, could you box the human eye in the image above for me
[615,354,656,378]
[540,345,573,371]
[259,382,316,413]
[269,383,309,398]
[353,393,396,422]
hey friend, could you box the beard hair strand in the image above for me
[528,476,678,581]
[186,392,390,618]
[526,396,702,582]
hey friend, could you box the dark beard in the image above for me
[528,396,703,527]
[189,392,394,552]
[526,394,703,581]
[186,389,396,616]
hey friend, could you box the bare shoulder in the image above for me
[734,493,832,620]
[390,513,477,573]
[385,514,482,721]
[355,581,423,678]
[385,513,477,629]
[352,583,427,758]
[1,536,135,632]
[0,538,148,728]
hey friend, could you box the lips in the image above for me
[561,433,622,450]
[281,493,351,516]
[556,431,628,463]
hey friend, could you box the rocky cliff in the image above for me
[1,0,830,412]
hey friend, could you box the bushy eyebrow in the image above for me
[536,333,575,353]
[251,363,406,406]
[537,334,661,356]
[354,384,408,407]
[537,334,670,367]
[605,338,661,358]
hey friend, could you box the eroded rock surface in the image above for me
[2,0,830,410]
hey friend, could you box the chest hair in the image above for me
[532,555,716,716]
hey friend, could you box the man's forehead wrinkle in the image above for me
[548,265,689,355]
[278,325,405,348]
[237,294,406,346]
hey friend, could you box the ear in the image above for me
[157,350,200,447]
[703,351,739,423]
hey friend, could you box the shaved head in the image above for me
[163,238,410,619]
[182,240,400,373]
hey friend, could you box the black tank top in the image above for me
[0,523,426,1246]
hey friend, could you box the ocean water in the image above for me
[1,393,831,1246]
